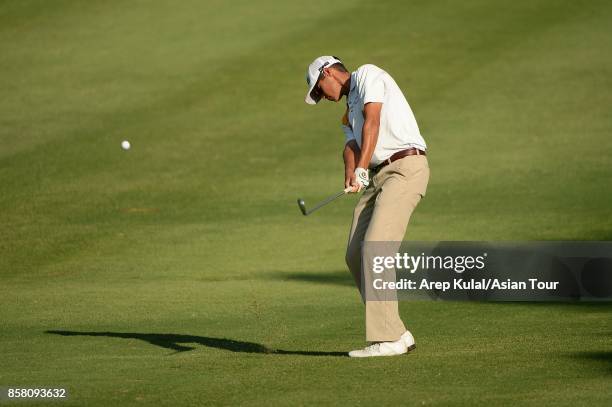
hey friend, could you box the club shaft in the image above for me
[306,190,347,215]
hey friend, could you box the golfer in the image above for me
[304,56,430,357]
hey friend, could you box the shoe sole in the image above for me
[348,344,417,358]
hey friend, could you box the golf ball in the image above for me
[121,140,131,150]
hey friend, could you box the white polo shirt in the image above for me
[342,64,427,166]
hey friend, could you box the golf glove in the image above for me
[354,167,370,191]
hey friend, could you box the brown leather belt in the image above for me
[371,148,426,173]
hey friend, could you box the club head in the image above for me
[297,198,307,216]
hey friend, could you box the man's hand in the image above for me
[345,171,359,193]
[351,167,370,192]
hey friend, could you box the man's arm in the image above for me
[356,102,383,169]
[344,140,360,191]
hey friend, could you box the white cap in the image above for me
[304,55,343,105]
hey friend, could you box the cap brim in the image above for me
[304,85,320,105]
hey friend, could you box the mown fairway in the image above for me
[1,0,611,405]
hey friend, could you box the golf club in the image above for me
[297,187,352,216]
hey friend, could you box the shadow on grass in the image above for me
[569,351,612,375]
[45,330,347,357]
[268,270,354,287]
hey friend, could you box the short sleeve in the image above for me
[363,74,385,104]
[341,124,355,143]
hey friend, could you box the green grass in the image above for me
[1,0,611,405]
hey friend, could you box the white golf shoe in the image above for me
[401,330,417,352]
[348,330,416,358]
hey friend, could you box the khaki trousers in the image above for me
[345,155,430,342]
